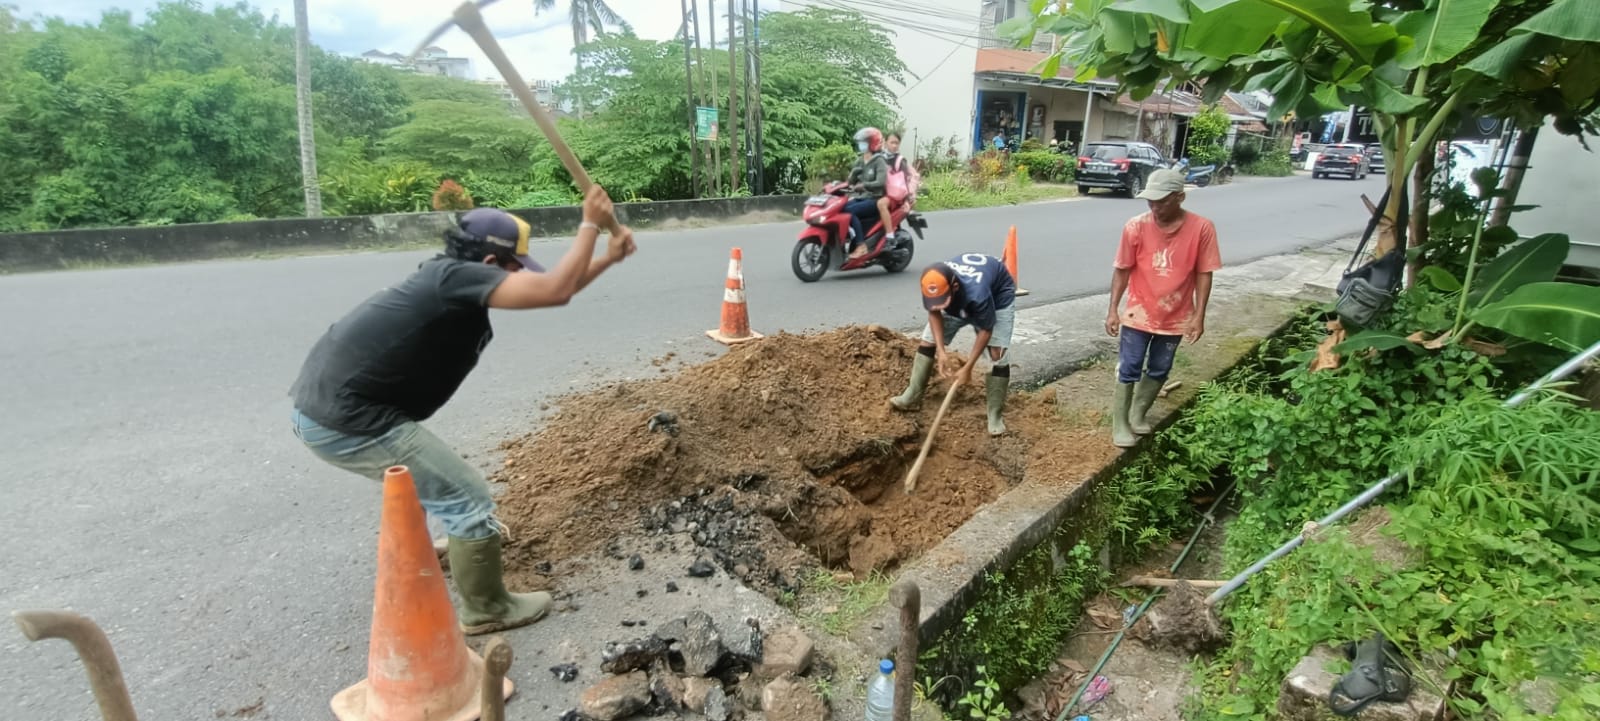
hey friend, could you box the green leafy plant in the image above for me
[1010,151,1074,183]
[956,666,1010,721]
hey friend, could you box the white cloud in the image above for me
[12,0,780,85]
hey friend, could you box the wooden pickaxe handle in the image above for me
[903,380,961,494]
[441,1,632,246]
[13,610,140,721]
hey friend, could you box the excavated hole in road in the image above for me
[487,325,1064,600]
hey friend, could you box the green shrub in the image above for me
[1010,151,1074,183]
[807,144,858,187]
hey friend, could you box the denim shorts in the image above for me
[921,304,1016,352]
[291,408,501,540]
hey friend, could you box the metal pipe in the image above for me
[13,610,140,721]
[1206,337,1600,606]
[890,581,921,721]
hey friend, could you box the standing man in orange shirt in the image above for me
[1105,168,1222,447]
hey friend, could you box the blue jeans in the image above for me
[291,408,501,540]
[844,198,880,248]
[1118,327,1181,384]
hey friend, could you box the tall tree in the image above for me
[293,0,321,217]
[533,0,631,117]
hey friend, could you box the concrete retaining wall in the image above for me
[0,194,807,273]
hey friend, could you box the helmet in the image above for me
[854,127,883,153]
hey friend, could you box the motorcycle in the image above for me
[1171,157,1236,187]
[791,180,927,282]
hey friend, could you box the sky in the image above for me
[9,0,780,84]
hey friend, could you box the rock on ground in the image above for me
[756,626,815,678]
[600,636,668,674]
[763,673,831,721]
[678,610,725,676]
[684,676,720,713]
[579,670,652,721]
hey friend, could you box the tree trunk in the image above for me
[1408,143,1434,287]
[691,0,717,195]
[293,0,321,218]
[1489,124,1538,228]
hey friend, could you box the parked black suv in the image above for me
[1076,141,1169,197]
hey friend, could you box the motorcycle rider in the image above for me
[877,131,921,238]
[844,127,889,259]
[889,253,1016,436]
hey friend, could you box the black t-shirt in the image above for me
[289,255,510,435]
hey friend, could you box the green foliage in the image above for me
[956,666,1010,721]
[807,144,858,187]
[320,159,437,216]
[0,4,906,230]
[923,541,1104,708]
[1117,283,1600,720]
[1185,105,1231,167]
[1009,151,1074,183]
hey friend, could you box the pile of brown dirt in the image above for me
[492,325,1054,593]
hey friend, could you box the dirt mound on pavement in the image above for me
[492,325,1051,593]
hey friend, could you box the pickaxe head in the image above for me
[407,0,504,64]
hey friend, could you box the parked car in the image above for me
[1076,141,1169,197]
[1365,143,1386,173]
[1312,143,1370,179]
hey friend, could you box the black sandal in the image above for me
[1327,632,1412,716]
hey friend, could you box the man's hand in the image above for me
[955,360,975,388]
[1105,309,1121,337]
[606,225,636,262]
[1185,315,1205,344]
[935,347,959,379]
[581,185,615,228]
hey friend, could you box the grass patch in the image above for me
[797,569,892,636]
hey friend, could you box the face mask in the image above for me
[857,141,870,152]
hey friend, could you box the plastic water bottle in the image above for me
[865,659,895,721]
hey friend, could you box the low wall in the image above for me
[0,194,807,273]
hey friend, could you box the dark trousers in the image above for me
[844,198,880,248]
[1117,326,1182,384]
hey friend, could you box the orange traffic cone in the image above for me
[1002,226,1031,296]
[331,466,513,721]
[706,247,764,345]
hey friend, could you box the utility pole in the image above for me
[293,0,322,217]
[707,0,723,196]
[742,0,756,193]
[750,0,765,194]
[727,0,740,194]
[692,0,718,195]
[680,0,700,198]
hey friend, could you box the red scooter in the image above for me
[791,180,927,282]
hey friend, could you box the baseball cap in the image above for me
[920,263,957,311]
[457,208,545,272]
[1136,168,1188,201]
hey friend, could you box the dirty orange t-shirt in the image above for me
[1113,211,1223,335]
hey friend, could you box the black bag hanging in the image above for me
[1334,184,1409,328]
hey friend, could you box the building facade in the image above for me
[779,0,1268,161]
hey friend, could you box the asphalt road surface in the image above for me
[0,172,1385,719]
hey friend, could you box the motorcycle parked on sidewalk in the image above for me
[790,180,927,282]
[1172,157,1236,187]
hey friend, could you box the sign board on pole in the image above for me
[695,106,719,141]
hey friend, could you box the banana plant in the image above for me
[1000,0,1600,258]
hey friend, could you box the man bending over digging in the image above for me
[890,253,1017,436]
[288,186,634,635]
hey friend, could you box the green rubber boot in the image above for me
[447,533,552,636]
[985,370,1010,436]
[891,350,936,411]
[1129,377,1165,435]
[1111,382,1137,448]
